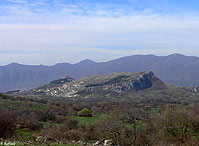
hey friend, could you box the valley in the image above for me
[1,70,199,145]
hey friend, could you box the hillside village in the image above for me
[30,71,155,98]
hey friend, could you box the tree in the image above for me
[117,104,147,146]
[0,108,16,138]
[150,105,199,145]
[99,115,123,146]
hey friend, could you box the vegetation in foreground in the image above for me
[1,93,199,146]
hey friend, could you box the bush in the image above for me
[0,109,16,138]
[64,119,79,130]
[151,105,199,145]
[41,119,99,143]
[17,112,43,131]
[37,109,57,122]
[78,108,92,117]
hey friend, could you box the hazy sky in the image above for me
[0,0,199,65]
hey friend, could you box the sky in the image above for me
[0,0,199,65]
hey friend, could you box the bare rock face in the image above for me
[84,71,154,92]
[49,76,74,85]
[186,87,199,94]
[30,71,158,98]
[130,71,154,90]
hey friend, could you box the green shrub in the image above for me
[151,106,199,144]
[78,108,92,117]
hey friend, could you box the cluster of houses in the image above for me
[35,82,82,98]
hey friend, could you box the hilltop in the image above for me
[29,71,157,97]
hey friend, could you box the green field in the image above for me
[73,115,107,125]
[0,94,46,111]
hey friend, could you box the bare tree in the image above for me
[118,104,146,146]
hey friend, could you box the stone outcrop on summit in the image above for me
[30,71,160,98]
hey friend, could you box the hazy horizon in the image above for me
[1,0,199,65]
[0,53,197,66]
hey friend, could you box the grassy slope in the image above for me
[0,94,46,110]
[73,115,106,125]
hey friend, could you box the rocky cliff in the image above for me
[29,71,161,98]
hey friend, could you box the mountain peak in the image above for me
[75,59,96,66]
[54,62,72,67]
[169,53,185,57]
[49,76,74,85]
[6,62,22,67]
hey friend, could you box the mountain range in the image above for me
[1,53,199,92]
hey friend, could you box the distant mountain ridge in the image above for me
[1,53,199,92]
